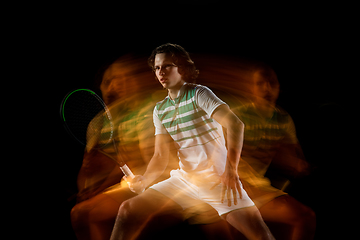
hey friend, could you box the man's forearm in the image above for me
[226,119,244,170]
[142,154,168,187]
[212,105,245,171]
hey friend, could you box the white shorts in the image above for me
[149,169,254,216]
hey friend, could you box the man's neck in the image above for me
[254,103,276,119]
[168,89,180,100]
[168,82,186,100]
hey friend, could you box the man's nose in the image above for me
[264,82,272,92]
[158,67,166,76]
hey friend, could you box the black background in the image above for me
[31,3,353,239]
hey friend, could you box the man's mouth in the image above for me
[263,95,272,101]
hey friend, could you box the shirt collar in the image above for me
[168,82,187,100]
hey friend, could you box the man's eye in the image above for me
[165,64,175,69]
[103,79,111,86]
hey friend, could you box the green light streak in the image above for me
[62,89,95,122]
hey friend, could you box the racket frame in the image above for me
[60,88,134,179]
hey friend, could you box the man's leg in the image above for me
[71,187,136,240]
[223,205,275,240]
[110,188,183,240]
[185,203,235,240]
[259,195,316,240]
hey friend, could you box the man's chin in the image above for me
[161,83,169,89]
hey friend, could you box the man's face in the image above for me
[100,62,140,105]
[154,53,184,90]
[252,71,280,106]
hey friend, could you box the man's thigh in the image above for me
[258,194,308,223]
[224,206,272,239]
[123,188,184,217]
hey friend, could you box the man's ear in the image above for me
[177,66,185,76]
[178,65,190,80]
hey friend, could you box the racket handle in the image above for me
[120,164,135,179]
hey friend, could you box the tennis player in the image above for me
[110,43,274,240]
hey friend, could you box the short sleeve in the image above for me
[195,85,228,117]
[283,115,299,144]
[153,106,168,135]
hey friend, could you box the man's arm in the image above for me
[211,104,245,206]
[273,143,311,177]
[127,133,172,193]
[212,104,244,162]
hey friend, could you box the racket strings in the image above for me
[63,90,113,149]
[62,89,136,178]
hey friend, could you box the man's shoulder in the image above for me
[155,96,171,111]
[185,83,215,100]
[185,83,208,91]
[184,82,199,89]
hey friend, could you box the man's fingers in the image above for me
[214,178,243,206]
[236,181,242,199]
[227,186,231,207]
[123,175,129,183]
[221,184,226,203]
[233,188,237,205]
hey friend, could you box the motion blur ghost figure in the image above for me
[231,62,316,240]
[70,54,177,240]
[186,55,316,239]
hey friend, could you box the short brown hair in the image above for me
[148,43,199,82]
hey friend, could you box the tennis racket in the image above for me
[60,88,135,179]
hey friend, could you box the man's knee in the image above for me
[225,206,274,240]
[71,202,91,227]
[268,195,316,226]
[225,206,262,229]
[298,204,316,226]
[118,199,139,221]
[282,197,316,225]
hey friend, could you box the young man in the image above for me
[110,43,274,240]
[233,63,316,240]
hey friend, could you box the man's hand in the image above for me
[211,169,242,207]
[211,105,244,206]
[124,175,146,194]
